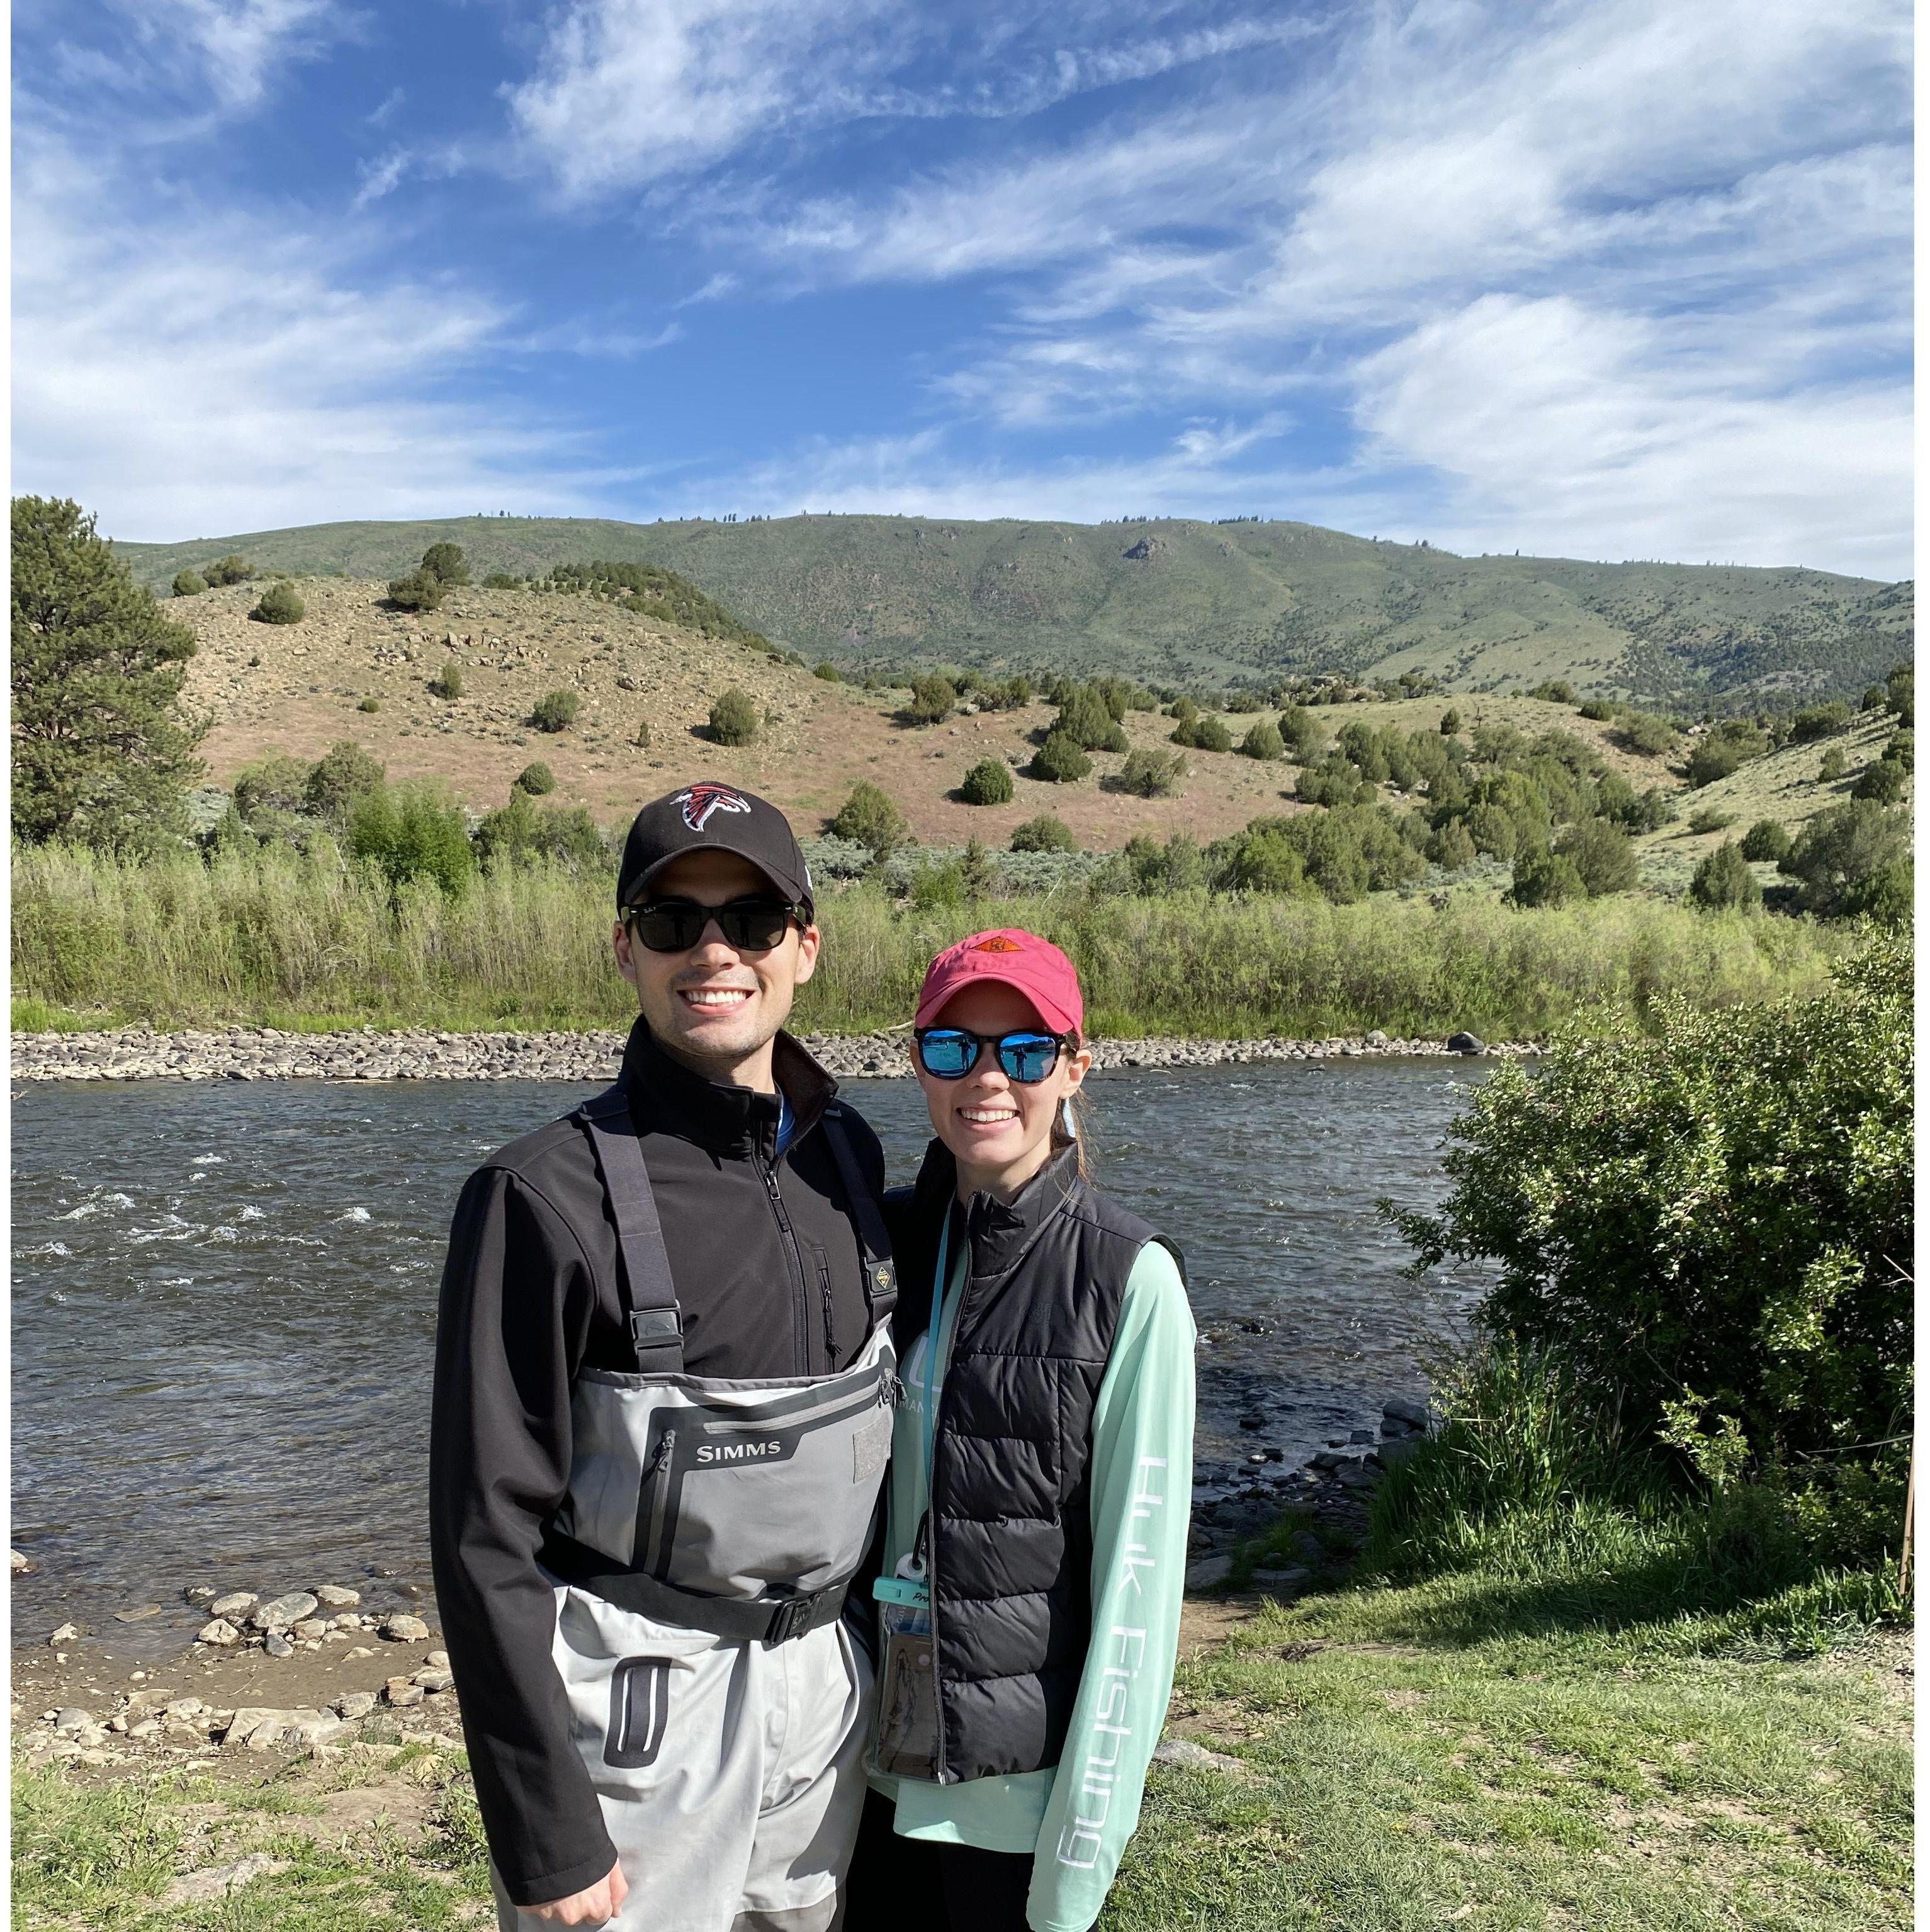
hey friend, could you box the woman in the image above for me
[844,927,1196,1932]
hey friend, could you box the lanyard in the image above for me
[920,1212,954,1503]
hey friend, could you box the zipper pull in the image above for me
[646,1428,676,1475]
[881,1373,906,1409]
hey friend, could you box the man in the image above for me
[431,781,898,1931]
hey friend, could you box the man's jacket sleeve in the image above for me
[429,1164,620,1909]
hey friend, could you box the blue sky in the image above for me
[12,0,1913,575]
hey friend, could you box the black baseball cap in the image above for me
[618,782,814,915]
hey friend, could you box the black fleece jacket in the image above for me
[427,1018,887,1909]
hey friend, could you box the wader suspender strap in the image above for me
[580,1084,685,1374]
[821,1102,898,1324]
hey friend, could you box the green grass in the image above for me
[108,512,1909,703]
[1120,1588,1910,1931]
[12,841,1849,1036]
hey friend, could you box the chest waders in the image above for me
[495,1085,898,1932]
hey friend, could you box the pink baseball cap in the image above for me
[915,928,1084,1037]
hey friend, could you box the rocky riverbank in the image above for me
[11,1402,1430,1775]
[11,1025,1529,1082]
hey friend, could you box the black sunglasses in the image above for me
[915,1027,1070,1085]
[623,897,807,954]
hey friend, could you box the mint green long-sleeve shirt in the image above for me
[869,1231,1197,1932]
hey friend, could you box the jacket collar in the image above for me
[911,1137,1083,1281]
[619,1014,836,1162]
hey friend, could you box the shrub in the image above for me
[1527,679,1576,703]
[303,741,385,827]
[959,757,1014,805]
[1885,660,1913,726]
[907,673,957,725]
[482,572,521,589]
[172,569,207,597]
[232,755,310,823]
[1780,800,1910,920]
[1190,716,1232,754]
[1687,805,1736,834]
[1507,847,1585,907]
[531,689,582,734]
[1438,707,1463,735]
[1238,719,1284,761]
[1277,705,1325,763]
[249,581,305,625]
[1388,940,1911,1563]
[1426,818,1477,871]
[1787,701,1849,742]
[1010,813,1075,854]
[1055,685,1128,752]
[387,568,444,613]
[1118,748,1186,798]
[473,793,607,872]
[349,781,475,894]
[420,542,470,587]
[202,555,253,587]
[1686,738,1747,787]
[1554,816,1638,897]
[1850,757,1905,804]
[514,762,556,796]
[1818,747,1848,782]
[1029,733,1092,783]
[1577,698,1616,721]
[357,696,381,714]
[1168,718,1196,747]
[813,662,842,682]
[1168,696,1199,725]
[1882,728,1913,771]
[1688,840,1761,912]
[632,720,652,750]
[1739,818,1792,863]
[707,688,758,745]
[1615,710,1676,756]
[1863,684,1889,711]
[829,781,911,855]
[428,661,465,701]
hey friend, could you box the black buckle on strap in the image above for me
[764,1596,815,1645]
[629,1308,682,1355]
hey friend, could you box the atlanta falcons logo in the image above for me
[677,783,753,832]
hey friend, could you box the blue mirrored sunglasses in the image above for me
[915,1027,1066,1084]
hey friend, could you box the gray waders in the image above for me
[493,1085,898,1932]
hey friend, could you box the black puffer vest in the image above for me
[884,1139,1180,1784]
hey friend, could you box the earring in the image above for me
[1059,1097,1077,1139]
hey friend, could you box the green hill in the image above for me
[113,514,1910,708]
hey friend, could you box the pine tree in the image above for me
[12,496,205,851]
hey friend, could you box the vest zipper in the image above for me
[817,1251,838,1369]
[641,1427,676,1572]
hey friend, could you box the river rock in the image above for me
[1184,1554,1234,1591]
[113,1604,164,1622]
[1447,1031,1486,1054]
[290,1618,330,1641]
[1289,1531,1325,1566]
[128,1719,162,1741]
[196,1618,240,1647]
[11,1550,28,1574]
[314,1584,361,1608]
[333,1691,379,1720]
[163,1853,290,1907]
[1153,1737,1244,1775]
[1377,1435,1423,1468]
[264,1633,294,1659]
[425,1649,449,1668]
[1252,1564,1312,1591]
[1383,1394,1431,1428]
[210,1591,257,1619]
[381,1613,431,1642]
[53,1707,94,1734]
[223,1707,344,1751]
[48,1623,80,1646]
[251,1591,319,1632]
[1336,1461,1377,1489]
[412,1667,454,1693]
[165,1698,206,1720]
[183,1585,215,1605]
[385,1678,426,1708]
[1237,1412,1267,1430]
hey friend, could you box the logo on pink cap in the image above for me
[915,928,1083,1037]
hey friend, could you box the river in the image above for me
[11,1061,1488,1653]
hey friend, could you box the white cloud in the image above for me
[11,136,629,539]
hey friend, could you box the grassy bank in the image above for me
[13,1570,1908,1932]
[13,841,1846,1037]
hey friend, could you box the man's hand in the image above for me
[525,1860,628,1925]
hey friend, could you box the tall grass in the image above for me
[13,839,1848,1035]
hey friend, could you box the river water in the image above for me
[11,1062,1489,1652]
